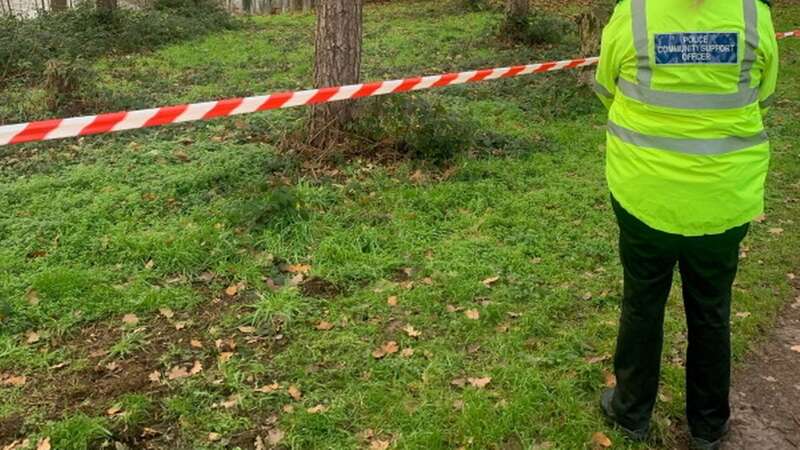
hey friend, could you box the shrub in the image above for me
[352,95,477,164]
[500,10,573,45]
[0,1,238,86]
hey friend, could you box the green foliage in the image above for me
[42,414,111,450]
[501,10,574,45]
[0,1,237,86]
[353,95,478,164]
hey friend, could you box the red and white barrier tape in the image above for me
[1,29,798,147]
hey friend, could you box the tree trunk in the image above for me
[50,0,68,11]
[302,0,313,12]
[289,0,302,11]
[96,0,117,11]
[505,0,528,18]
[577,1,613,85]
[309,0,362,148]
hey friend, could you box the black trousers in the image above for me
[610,196,749,441]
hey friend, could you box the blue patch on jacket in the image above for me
[654,33,739,65]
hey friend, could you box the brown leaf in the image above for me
[586,354,611,365]
[189,360,203,375]
[26,289,40,305]
[403,324,421,338]
[238,326,257,334]
[387,296,398,306]
[255,382,280,393]
[421,277,434,285]
[167,366,190,380]
[158,308,174,319]
[25,331,40,344]
[465,309,480,320]
[790,345,800,353]
[121,313,139,326]
[174,321,188,330]
[591,431,612,448]
[446,304,462,313]
[36,437,51,450]
[288,385,302,400]
[148,371,161,383]
[218,352,234,363]
[190,339,203,349]
[768,227,784,235]
[316,321,335,331]
[267,428,285,445]
[372,348,387,359]
[370,439,390,450]
[221,394,240,409]
[208,432,221,442]
[400,348,414,358]
[754,214,767,223]
[482,276,500,287]
[382,341,399,354]
[307,404,328,414]
[468,377,492,389]
[451,378,467,388]
[106,405,123,416]
[735,311,751,319]
[2,375,26,387]
[604,371,617,388]
[282,404,294,413]
[286,263,311,274]
[144,259,155,270]
[225,284,239,297]
[495,323,510,333]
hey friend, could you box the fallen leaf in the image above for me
[189,360,203,375]
[452,399,465,410]
[307,404,328,414]
[754,214,767,223]
[2,375,26,387]
[25,331,40,344]
[791,345,800,353]
[148,371,161,383]
[286,263,311,274]
[763,376,777,382]
[446,304,462,313]
[482,276,500,287]
[468,377,492,389]
[26,289,40,305]
[174,321,187,330]
[254,435,266,450]
[400,348,414,358]
[370,439,390,450]
[768,227,784,235]
[106,405,123,416]
[282,404,295,413]
[421,277,434,285]
[403,324,421,338]
[35,437,51,450]
[105,361,119,371]
[121,313,139,326]
[208,432,221,442]
[221,394,240,409]
[238,326,257,334]
[218,352,234,363]
[225,284,239,297]
[382,341,399,354]
[288,385,302,400]
[267,428,285,445]
[316,321,335,331]
[591,431,612,448]
[190,339,203,349]
[451,378,467,388]
[255,382,280,393]
[167,365,190,380]
[582,292,593,301]
[387,296,398,306]
[604,371,617,388]
[158,308,174,319]
[144,259,155,269]
[465,309,480,320]
[735,311,751,319]
[586,354,611,365]
[496,323,510,333]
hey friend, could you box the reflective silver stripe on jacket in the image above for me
[607,120,768,155]
[624,0,760,109]
[594,79,614,99]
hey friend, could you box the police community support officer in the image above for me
[593,0,778,448]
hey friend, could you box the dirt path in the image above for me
[726,281,800,449]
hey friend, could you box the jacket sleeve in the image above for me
[594,5,626,110]
[757,6,779,116]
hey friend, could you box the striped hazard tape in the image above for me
[1,30,798,147]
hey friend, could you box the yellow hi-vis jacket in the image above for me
[595,0,779,236]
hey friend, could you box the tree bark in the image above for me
[96,0,117,11]
[309,0,362,148]
[50,0,68,11]
[505,0,528,18]
[302,0,313,12]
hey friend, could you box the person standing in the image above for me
[593,0,779,449]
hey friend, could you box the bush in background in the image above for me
[0,1,238,86]
[500,9,573,45]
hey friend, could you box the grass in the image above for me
[1,1,799,449]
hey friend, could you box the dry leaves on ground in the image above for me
[307,404,328,414]
[387,296,398,306]
[465,309,480,320]
[121,313,139,325]
[316,321,335,331]
[255,382,281,393]
[158,308,174,319]
[468,377,492,389]
[1,374,27,387]
[288,385,302,400]
[591,432,612,448]
[403,324,421,338]
[482,276,500,288]
[372,341,400,359]
[36,438,51,450]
